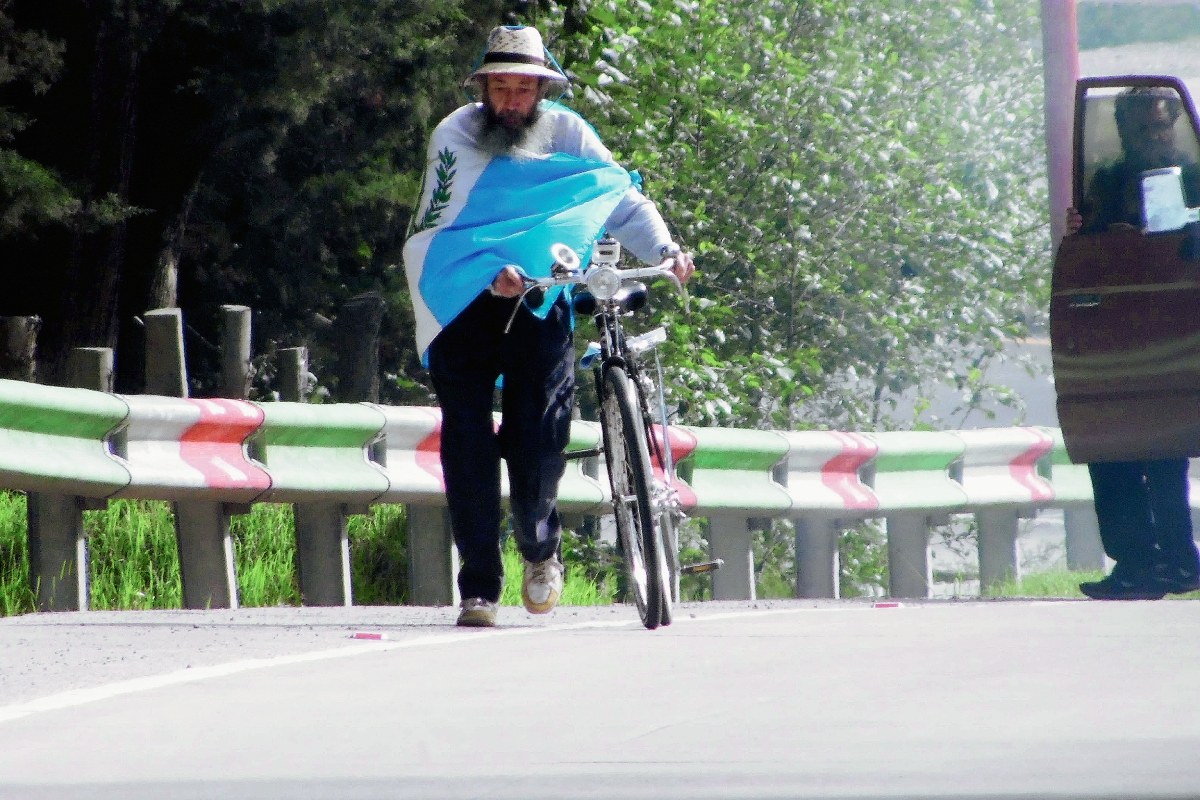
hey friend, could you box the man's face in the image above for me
[485,74,540,129]
[1126,98,1179,167]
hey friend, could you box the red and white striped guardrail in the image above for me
[650,424,699,511]
[0,377,1132,610]
[373,406,446,504]
[113,396,270,503]
[779,430,878,516]
[955,427,1055,508]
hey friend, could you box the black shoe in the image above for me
[1079,567,1165,601]
[1151,564,1200,595]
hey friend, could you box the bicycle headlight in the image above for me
[586,266,622,300]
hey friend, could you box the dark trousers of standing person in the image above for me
[428,292,574,603]
[1088,458,1199,578]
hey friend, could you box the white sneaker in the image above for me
[522,555,564,614]
[457,597,498,627]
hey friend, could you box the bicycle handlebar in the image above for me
[502,243,688,333]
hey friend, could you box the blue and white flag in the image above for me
[402,104,634,363]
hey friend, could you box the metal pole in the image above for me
[1041,0,1080,253]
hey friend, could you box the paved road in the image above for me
[1,599,1199,799]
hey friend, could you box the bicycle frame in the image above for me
[525,239,685,627]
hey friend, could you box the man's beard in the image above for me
[479,101,545,155]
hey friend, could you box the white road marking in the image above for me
[0,607,820,725]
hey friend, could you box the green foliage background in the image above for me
[541,0,1050,431]
[1,0,1051,430]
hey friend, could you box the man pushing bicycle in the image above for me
[402,25,693,627]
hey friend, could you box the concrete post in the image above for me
[67,347,114,393]
[26,494,88,611]
[293,503,353,606]
[887,514,932,599]
[406,505,459,606]
[278,346,308,402]
[173,500,238,609]
[1065,506,1106,571]
[143,308,188,397]
[143,312,239,609]
[978,508,1022,591]
[794,517,840,599]
[708,515,755,601]
[219,305,252,400]
[25,346,116,611]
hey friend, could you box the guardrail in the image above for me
[5,378,1192,612]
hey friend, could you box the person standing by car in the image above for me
[1064,86,1200,600]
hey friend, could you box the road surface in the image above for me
[1,599,1198,799]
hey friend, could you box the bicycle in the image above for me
[517,237,686,630]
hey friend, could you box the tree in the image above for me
[1,0,544,395]
[0,0,76,236]
[540,0,1049,430]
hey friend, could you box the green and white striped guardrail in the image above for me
[0,377,1147,612]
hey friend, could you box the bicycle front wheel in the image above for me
[600,365,663,630]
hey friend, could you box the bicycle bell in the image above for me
[549,243,581,275]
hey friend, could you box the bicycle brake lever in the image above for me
[665,272,690,316]
[503,283,546,335]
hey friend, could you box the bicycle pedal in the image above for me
[563,445,603,460]
[680,559,724,575]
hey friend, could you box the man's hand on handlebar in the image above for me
[659,251,695,284]
[490,265,526,298]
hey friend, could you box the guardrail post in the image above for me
[407,505,458,606]
[220,305,252,400]
[886,514,932,598]
[708,515,755,600]
[26,494,88,611]
[278,346,308,402]
[795,517,839,598]
[977,508,1021,591]
[143,308,188,397]
[26,346,115,611]
[1064,506,1106,571]
[289,318,373,606]
[174,501,238,609]
[145,307,240,609]
[67,347,115,392]
[293,502,353,606]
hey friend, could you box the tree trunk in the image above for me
[48,15,140,383]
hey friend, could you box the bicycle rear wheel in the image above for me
[600,365,663,630]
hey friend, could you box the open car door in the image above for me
[1051,76,1200,463]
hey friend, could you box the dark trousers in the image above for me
[428,292,574,602]
[1088,459,1198,573]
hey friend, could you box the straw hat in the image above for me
[464,26,568,85]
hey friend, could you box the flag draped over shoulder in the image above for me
[402,120,633,363]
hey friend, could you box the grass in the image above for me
[0,491,614,615]
[984,568,1200,600]
[0,492,34,616]
[87,500,182,609]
